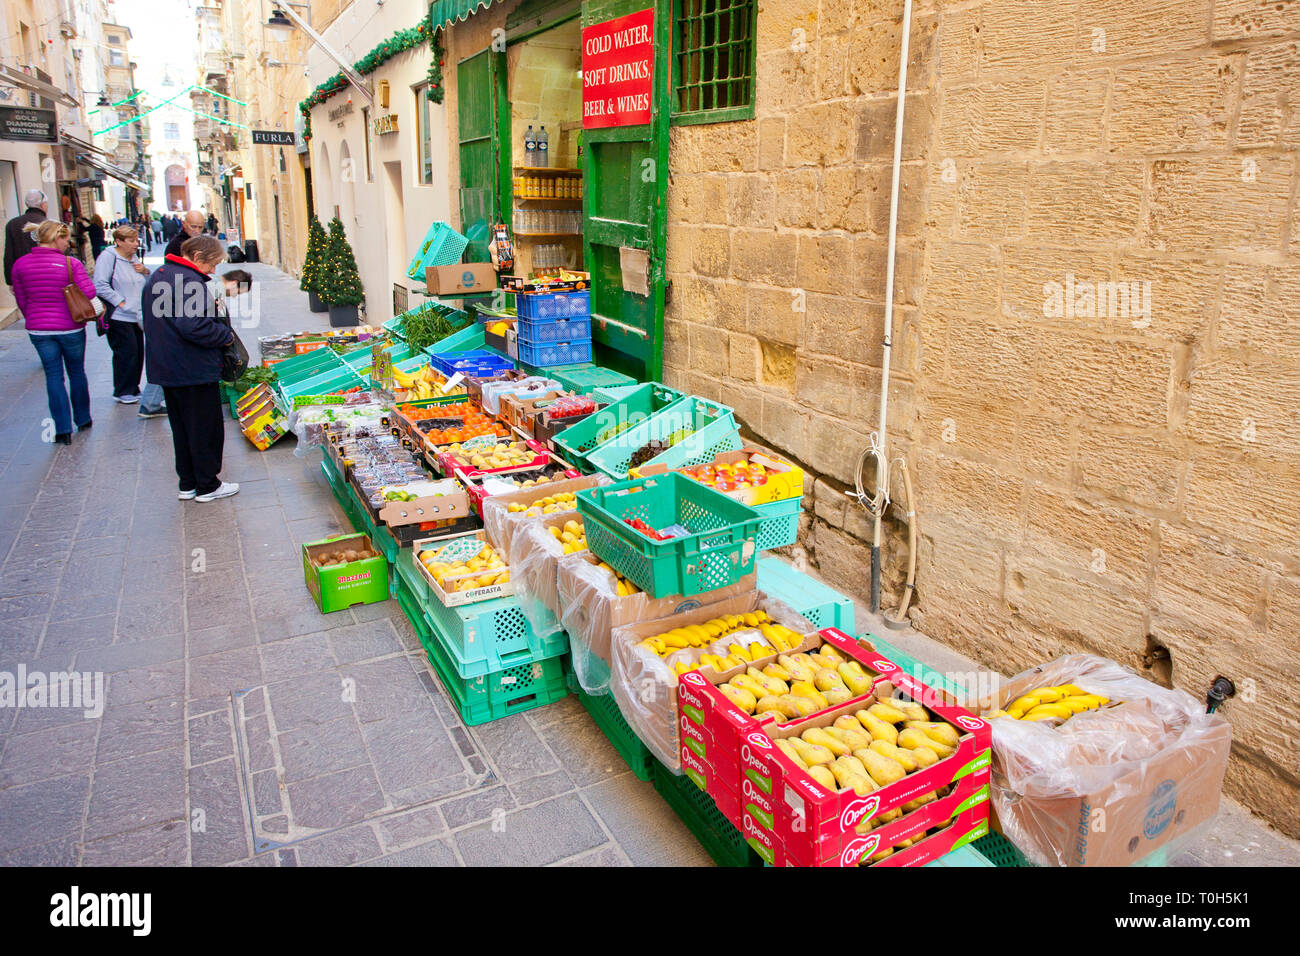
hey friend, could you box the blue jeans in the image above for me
[29,331,91,436]
[140,382,165,413]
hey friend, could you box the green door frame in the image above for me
[579,0,670,382]
[457,47,511,261]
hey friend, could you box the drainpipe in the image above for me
[869,0,914,614]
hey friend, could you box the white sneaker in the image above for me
[195,481,239,502]
[178,489,197,500]
[115,394,140,404]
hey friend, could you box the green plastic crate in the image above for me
[971,832,1032,867]
[221,382,241,418]
[268,348,340,387]
[756,557,855,634]
[552,382,684,470]
[651,760,762,867]
[575,686,655,782]
[576,472,763,599]
[586,396,740,481]
[419,606,569,726]
[428,319,483,354]
[544,363,637,396]
[753,497,801,551]
[398,551,569,679]
[279,365,366,403]
[320,458,363,531]
[590,383,643,406]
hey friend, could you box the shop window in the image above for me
[671,0,756,125]
[414,84,433,185]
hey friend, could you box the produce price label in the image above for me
[582,8,654,129]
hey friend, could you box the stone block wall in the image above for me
[663,0,1300,834]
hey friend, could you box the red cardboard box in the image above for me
[739,668,993,867]
[758,804,991,867]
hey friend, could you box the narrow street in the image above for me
[0,256,713,867]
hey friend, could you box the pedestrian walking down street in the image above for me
[3,189,47,289]
[206,213,218,236]
[165,209,206,259]
[11,220,96,445]
[94,226,152,403]
[134,216,152,253]
[143,235,238,502]
[85,214,107,260]
[152,217,163,244]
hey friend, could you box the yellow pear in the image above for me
[904,720,961,748]
[802,727,850,757]
[856,710,899,745]
[869,738,918,772]
[854,747,907,787]
[837,662,875,697]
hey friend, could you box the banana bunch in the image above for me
[773,694,962,846]
[709,643,879,714]
[392,364,449,399]
[596,560,641,597]
[990,684,1111,723]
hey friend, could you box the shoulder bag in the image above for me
[95,254,119,336]
[63,255,101,325]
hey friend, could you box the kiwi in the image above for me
[342,550,359,563]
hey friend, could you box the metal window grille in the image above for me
[672,0,756,123]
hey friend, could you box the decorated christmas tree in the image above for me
[320,216,364,306]
[300,216,327,293]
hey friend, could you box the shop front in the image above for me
[441,0,669,381]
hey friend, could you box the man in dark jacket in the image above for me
[143,234,238,502]
[165,209,206,258]
[3,189,47,287]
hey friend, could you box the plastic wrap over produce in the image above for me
[481,474,610,556]
[981,654,1232,866]
[610,591,813,772]
[556,556,756,697]
[506,516,589,635]
[290,393,392,455]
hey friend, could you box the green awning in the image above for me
[429,0,497,29]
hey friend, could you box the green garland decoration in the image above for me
[300,10,437,141]
[426,26,445,105]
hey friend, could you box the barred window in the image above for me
[671,0,756,125]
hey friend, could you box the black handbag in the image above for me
[95,255,119,336]
[221,329,249,383]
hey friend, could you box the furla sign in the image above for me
[252,130,295,146]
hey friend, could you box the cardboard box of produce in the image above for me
[973,654,1231,866]
[742,671,992,867]
[499,389,568,434]
[375,480,471,529]
[412,529,512,607]
[302,533,389,613]
[426,263,496,296]
[635,448,804,506]
[610,591,815,773]
[481,474,609,555]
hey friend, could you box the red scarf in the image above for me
[164,253,204,271]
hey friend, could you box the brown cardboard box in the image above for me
[974,654,1231,866]
[426,263,496,296]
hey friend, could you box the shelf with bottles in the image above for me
[514,232,583,237]
[513,172,583,201]
[512,166,583,174]
[513,208,582,236]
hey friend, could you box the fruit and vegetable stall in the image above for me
[234,286,1231,868]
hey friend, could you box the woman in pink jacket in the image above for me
[12,220,96,445]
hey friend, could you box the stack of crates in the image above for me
[516,290,592,367]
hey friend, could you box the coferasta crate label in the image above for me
[582,8,654,129]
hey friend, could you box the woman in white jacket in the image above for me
[93,225,151,404]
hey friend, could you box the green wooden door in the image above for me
[580,0,671,381]
[458,49,508,262]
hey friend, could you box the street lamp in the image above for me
[265,2,374,103]
[266,9,293,44]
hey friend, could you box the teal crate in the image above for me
[586,396,740,481]
[575,686,655,782]
[320,458,362,530]
[399,550,569,679]
[862,633,970,701]
[753,497,801,551]
[576,472,763,599]
[428,319,483,354]
[405,221,469,282]
[348,489,400,565]
[268,347,340,386]
[756,557,855,634]
[221,382,241,418]
[420,609,569,726]
[551,382,684,470]
[382,316,407,340]
[590,383,643,406]
[971,832,1032,867]
[544,363,637,396]
[279,365,366,403]
[651,760,762,867]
